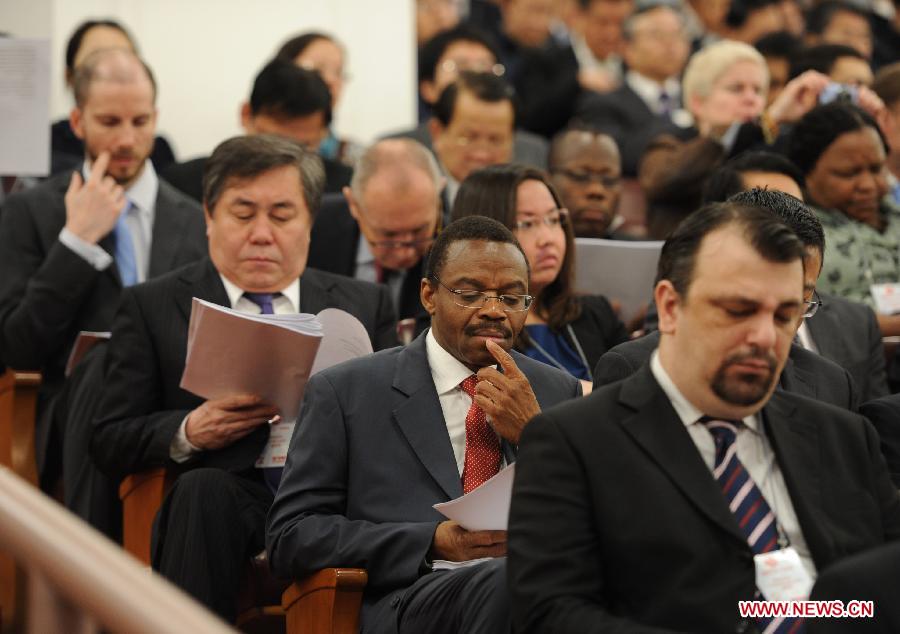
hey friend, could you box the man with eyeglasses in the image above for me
[549,125,626,238]
[268,216,581,634]
[308,138,442,338]
[430,71,516,206]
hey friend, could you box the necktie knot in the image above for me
[243,292,276,314]
[459,375,478,397]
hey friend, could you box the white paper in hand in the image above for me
[433,464,516,531]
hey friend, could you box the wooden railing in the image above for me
[0,466,235,633]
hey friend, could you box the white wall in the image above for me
[2,0,416,160]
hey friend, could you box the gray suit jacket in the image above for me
[266,331,580,618]
[593,331,859,411]
[806,293,888,404]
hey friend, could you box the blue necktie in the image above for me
[702,417,804,633]
[242,292,282,494]
[113,201,138,287]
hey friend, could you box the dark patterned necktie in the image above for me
[459,375,501,493]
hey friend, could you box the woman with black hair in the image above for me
[787,101,900,335]
[451,164,629,387]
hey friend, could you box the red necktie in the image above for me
[459,375,501,493]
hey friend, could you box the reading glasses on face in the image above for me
[432,277,533,312]
[515,208,569,233]
[803,289,823,319]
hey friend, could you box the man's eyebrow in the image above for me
[450,277,527,292]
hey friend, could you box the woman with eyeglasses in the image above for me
[451,164,629,388]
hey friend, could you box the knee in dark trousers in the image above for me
[152,468,272,622]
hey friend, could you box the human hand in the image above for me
[766,70,831,125]
[63,152,126,244]
[185,393,279,451]
[474,340,541,445]
[430,521,507,562]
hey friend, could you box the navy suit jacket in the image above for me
[266,331,581,622]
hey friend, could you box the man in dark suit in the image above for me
[161,59,352,202]
[860,393,900,488]
[267,216,581,633]
[574,3,692,176]
[509,201,900,632]
[91,135,396,622]
[390,24,549,168]
[308,138,442,339]
[0,48,207,488]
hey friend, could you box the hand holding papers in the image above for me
[574,238,664,324]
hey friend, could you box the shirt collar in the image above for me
[650,349,760,433]
[625,70,680,107]
[218,273,301,312]
[426,328,478,396]
[82,159,158,216]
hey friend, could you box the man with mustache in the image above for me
[507,201,900,632]
[267,215,581,634]
[0,48,207,490]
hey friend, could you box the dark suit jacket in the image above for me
[90,257,397,481]
[266,331,581,622]
[508,364,900,633]
[308,193,430,331]
[0,171,207,472]
[860,393,900,489]
[160,154,352,204]
[807,293,888,404]
[574,83,688,177]
[593,331,859,411]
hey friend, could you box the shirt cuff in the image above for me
[58,227,113,271]
[170,414,202,462]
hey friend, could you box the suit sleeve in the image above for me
[0,191,104,369]
[508,411,680,634]
[861,305,889,402]
[90,287,191,479]
[266,372,437,588]
[592,350,638,390]
[860,397,900,489]
[859,413,900,540]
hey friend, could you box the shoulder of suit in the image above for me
[768,388,863,424]
[157,177,204,211]
[310,342,403,385]
[130,258,208,298]
[303,266,383,295]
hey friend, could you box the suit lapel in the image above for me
[149,183,191,278]
[298,268,334,315]
[392,334,463,500]
[780,349,817,398]
[618,366,748,546]
[763,393,831,565]
[174,258,230,324]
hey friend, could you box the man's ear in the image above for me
[70,107,85,141]
[420,277,437,316]
[420,79,438,105]
[344,186,361,222]
[655,280,681,335]
[429,117,445,147]
[239,102,253,133]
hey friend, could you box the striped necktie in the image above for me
[702,417,804,634]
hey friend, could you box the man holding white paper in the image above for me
[91,135,397,621]
[267,216,581,634]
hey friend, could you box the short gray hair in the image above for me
[72,48,157,107]
[350,138,443,203]
[682,40,768,110]
[203,135,326,214]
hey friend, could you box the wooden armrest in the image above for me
[119,468,174,566]
[0,370,41,485]
[282,568,367,634]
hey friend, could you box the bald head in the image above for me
[350,138,444,201]
[549,129,622,238]
[72,48,156,108]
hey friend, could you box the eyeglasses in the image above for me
[439,59,506,78]
[369,236,436,251]
[450,132,513,152]
[432,277,533,312]
[803,289,823,319]
[515,208,569,233]
[554,168,622,189]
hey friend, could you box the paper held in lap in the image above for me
[574,238,664,323]
[431,465,516,570]
[180,300,373,467]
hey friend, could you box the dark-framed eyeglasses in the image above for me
[554,168,622,189]
[803,289,823,319]
[515,208,569,233]
[431,277,533,312]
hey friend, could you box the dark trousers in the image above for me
[365,557,509,634]
[151,467,273,622]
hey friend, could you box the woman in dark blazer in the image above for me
[451,164,628,388]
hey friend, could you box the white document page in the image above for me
[433,464,516,531]
[0,39,50,175]
[574,238,664,323]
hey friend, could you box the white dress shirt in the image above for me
[650,350,816,579]
[59,160,158,282]
[625,70,681,117]
[795,320,818,353]
[169,275,301,461]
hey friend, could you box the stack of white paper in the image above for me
[574,238,664,323]
[433,464,516,531]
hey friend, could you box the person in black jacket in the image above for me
[452,164,628,387]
